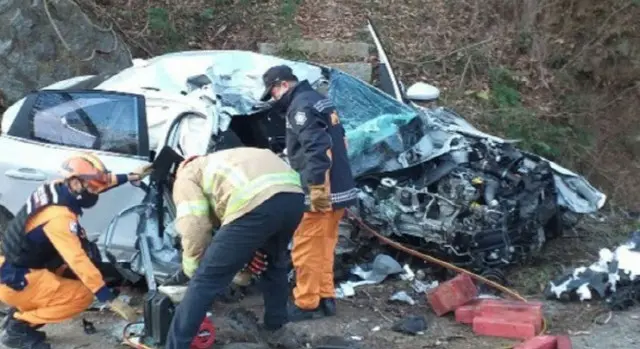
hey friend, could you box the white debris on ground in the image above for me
[546,231,640,302]
[335,254,439,299]
[389,291,416,305]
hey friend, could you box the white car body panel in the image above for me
[0,135,149,240]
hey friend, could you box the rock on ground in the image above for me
[0,0,132,104]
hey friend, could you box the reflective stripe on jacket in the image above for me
[172,147,303,261]
[282,80,358,209]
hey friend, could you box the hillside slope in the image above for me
[80,0,640,208]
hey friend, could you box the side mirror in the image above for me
[406,82,440,102]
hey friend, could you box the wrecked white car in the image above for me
[0,22,606,285]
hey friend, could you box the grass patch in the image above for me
[479,67,594,161]
[278,0,303,39]
[199,8,215,21]
[147,7,184,52]
[280,0,303,22]
[489,67,522,108]
[273,0,304,58]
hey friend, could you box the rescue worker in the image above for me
[0,153,152,349]
[259,65,358,321]
[165,147,305,349]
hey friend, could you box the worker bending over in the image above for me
[0,153,152,349]
[165,147,305,349]
[260,65,357,321]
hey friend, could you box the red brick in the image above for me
[472,316,537,340]
[427,273,478,316]
[453,298,483,324]
[454,303,478,324]
[454,299,544,327]
[513,335,557,349]
[478,308,542,332]
[476,299,544,318]
[556,335,572,349]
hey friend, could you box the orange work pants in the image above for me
[291,208,345,309]
[0,258,94,325]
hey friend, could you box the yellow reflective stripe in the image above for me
[202,161,249,193]
[182,256,200,278]
[176,200,210,218]
[225,171,301,218]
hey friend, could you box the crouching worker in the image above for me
[165,147,305,349]
[0,153,152,349]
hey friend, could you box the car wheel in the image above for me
[0,205,13,236]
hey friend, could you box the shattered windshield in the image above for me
[327,70,423,177]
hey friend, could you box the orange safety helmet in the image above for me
[60,152,113,193]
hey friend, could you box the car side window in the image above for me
[19,91,141,156]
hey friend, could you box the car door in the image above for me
[0,89,151,239]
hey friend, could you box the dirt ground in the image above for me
[1,282,639,349]
[0,215,638,349]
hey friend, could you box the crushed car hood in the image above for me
[127,50,604,214]
[94,50,607,283]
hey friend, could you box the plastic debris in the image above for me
[400,264,415,281]
[335,254,403,298]
[411,279,438,293]
[336,283,356,299]
[546,231,640,304]
[351,254,403,283]
[389,291,416,305]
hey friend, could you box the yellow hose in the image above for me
[345,208,548,348]
[122,322,155,349]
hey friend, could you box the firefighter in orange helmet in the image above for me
[0,152,152,349]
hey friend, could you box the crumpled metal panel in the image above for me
[99,50,323,118]
[100,50,605,213]
[324,69,606,213]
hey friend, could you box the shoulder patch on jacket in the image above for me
[294,111,307,126]
[69,220,79,234]
[27,183,60,215]
[313,99,333,113]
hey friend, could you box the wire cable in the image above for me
[345,208,548,348]
[122,322,155,349]
[123,209,547,349]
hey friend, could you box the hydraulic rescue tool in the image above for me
[120,147,215,349]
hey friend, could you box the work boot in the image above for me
[0,309,46,341]
[287,302,325,322]
[1,316,50,349]
[320,298,337,317]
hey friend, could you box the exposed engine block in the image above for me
[353,139,559,272]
